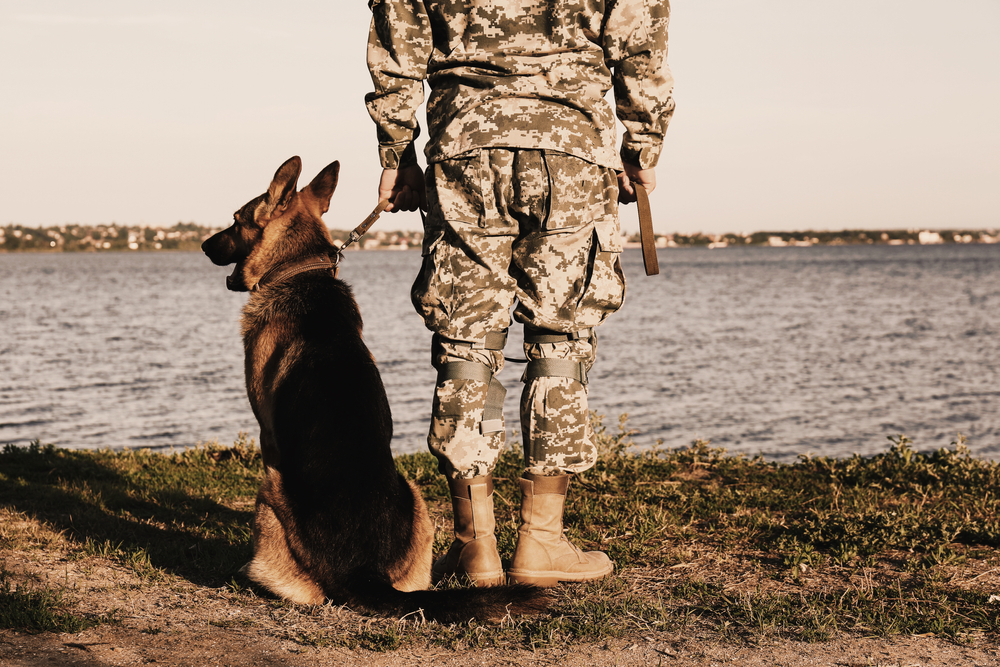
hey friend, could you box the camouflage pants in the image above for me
[412,149,626,479]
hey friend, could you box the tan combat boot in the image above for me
[432,475,505,587]
[507,472,613,587]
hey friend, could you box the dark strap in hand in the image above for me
[634,184,659,276]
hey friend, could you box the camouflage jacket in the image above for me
[366,0,675,171]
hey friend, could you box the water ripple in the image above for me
[1,244,998,460]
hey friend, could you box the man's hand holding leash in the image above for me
[379,165,426,212]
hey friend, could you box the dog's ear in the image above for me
[301,160,340,218]
[262,156,302,219]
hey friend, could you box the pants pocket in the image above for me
[542,153,611,232]
[411,229,455,333]
[574,223,626,326]
[426,153,486,227]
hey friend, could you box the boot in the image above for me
[432,475,505,587]
[507,472,613,587]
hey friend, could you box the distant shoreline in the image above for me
[2,222,997,253]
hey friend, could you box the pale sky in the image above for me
[1,1,997,236]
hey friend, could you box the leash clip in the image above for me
[341,200,390,252]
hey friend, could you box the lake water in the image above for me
[1,244,998,461]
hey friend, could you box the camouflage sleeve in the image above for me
[365,0,432,169]
[604,0,676,169]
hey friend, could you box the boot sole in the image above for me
[471,573,506,587]
[507,563,614,587]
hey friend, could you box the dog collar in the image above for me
[247,200,389,291]
[250,253,340,292]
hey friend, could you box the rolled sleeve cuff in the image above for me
[379,142,419,169]
[620,143,661,169]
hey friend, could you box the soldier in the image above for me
[366,0,674,587]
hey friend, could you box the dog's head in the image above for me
[202,156,340,291]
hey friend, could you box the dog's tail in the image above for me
[346,578,549,623]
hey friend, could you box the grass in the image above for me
[0,569,116,634]
[0,418,998,650]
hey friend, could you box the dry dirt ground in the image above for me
[2,541,998,667]
[2,629,999,667]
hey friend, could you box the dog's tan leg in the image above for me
[386,480,434,592]
[241,469,325,605]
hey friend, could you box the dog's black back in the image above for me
[244,274,420,595]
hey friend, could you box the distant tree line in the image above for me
[0,223,211,252]
[2,223,996,253]
[0,223,426,253]
[631,228,998,248]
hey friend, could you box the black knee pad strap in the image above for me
[438,361,507,434]
[520,358,588,386]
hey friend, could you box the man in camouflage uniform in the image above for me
[366,0,674,587]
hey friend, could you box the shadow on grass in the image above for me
[0,441,258,587]
[2,423,999,646]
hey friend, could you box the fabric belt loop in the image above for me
[480,330,508,350]
[439,360,493,384]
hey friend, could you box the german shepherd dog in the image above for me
[202,157,545,622]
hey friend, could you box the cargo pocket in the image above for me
[593,214,623,253]
[418,151,519,339]
[426,153,486,227]
[411,228,456,333]
[542,153,609,232]
[573,213,626,326]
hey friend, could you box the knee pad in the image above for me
[436,330,509,435]
[520,325,593,387]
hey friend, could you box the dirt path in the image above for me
[2,462,998,667]
[2,549,997,667]
[3,626,999,667]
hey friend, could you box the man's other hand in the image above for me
[617,163,656,204]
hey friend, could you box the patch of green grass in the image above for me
[0,436,260,585]
[0,570,115,633]
[2,420,999,650]
[555,426,1000,571]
